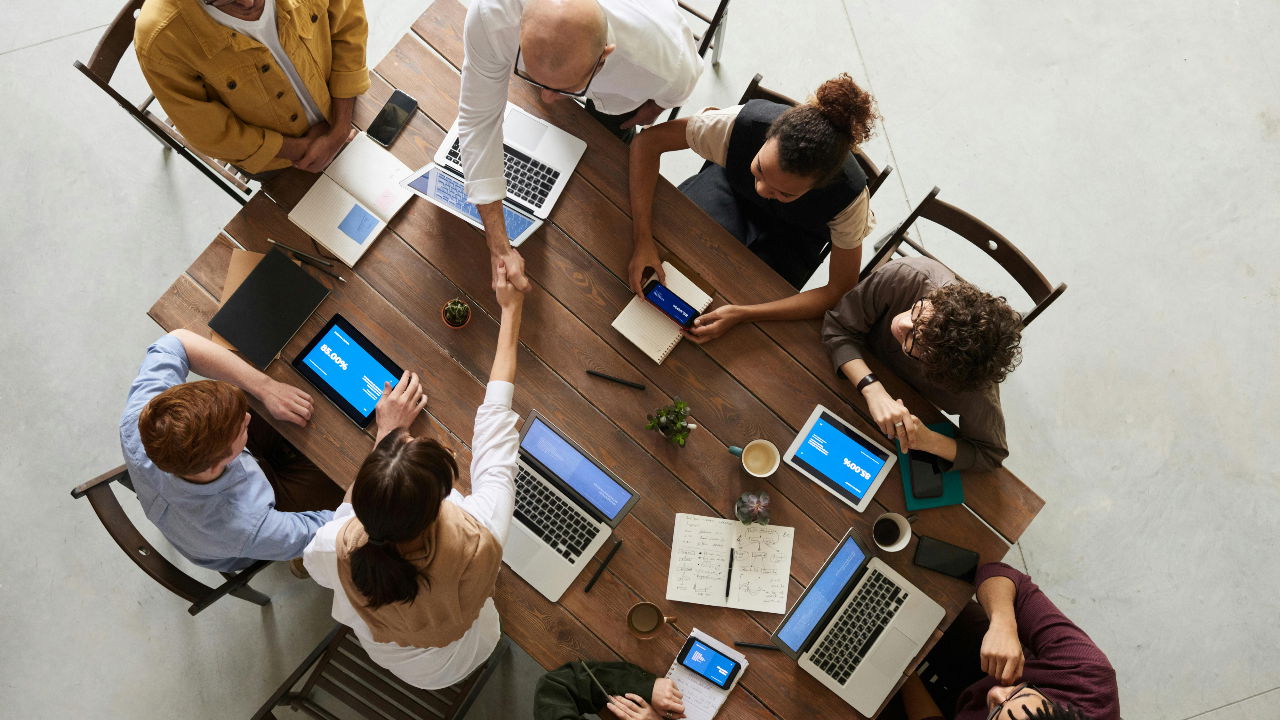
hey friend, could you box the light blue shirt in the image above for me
[119,335,333,571]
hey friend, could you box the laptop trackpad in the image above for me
[505,110,548,152]
[502,526,541,568]
[870,629,918,675]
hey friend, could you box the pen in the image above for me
[583,539,622,593]
[733,641,780,651]
[724,548,734,599]
[267,237,333,266]
[294,253,347,283]
[586,369,646,391]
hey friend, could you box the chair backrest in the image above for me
[70,466,271,615]
[81,0,146,83]
[678,0,731,58]
[252,625,508,720]
[862,186,1067,328]
[737,73,893,197]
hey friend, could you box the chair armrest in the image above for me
[71,465,128,499]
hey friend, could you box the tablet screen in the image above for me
[790,411,890,502]
[292,316,403,426]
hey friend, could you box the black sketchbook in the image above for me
[208,248,330,368]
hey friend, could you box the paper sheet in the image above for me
[664,629,748,720]
[666,514,793,614]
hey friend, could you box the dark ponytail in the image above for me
[349,429,459,608]
[765,73,880,183]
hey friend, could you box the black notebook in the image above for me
[209,248,330,368]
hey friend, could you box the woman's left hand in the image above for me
[684,305,744,344]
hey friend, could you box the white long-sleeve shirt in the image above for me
[303,381,520,689]
[458,0,702,205]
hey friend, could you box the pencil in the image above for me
[583,539,622,593]
[586,369,645,390]
[294,253,347,283]
[733,641,780,651]
[267,237,333,266]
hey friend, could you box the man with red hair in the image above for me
[120,330,343,571]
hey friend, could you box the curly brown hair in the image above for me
[766,73,880,184]
[916,283,1023,392]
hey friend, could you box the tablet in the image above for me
[292,315,403,428]
[783,405,896,513]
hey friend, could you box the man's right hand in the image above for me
[865,384,915,450]
[492,246,531,293]
[980,615,1024,685]
[493,258,527,310]
[374,371,427,442]
[628,238,664,294]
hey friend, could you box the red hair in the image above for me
[138,380,247,475]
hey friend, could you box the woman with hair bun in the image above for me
[303,262,526,689]
[628,73,881,342]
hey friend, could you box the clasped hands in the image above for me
[292,122,355,173]
[605,678,685,720]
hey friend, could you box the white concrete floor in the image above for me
[1,0,1277,718]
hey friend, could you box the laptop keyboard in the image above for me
[513,466,600,562]
[809,569,908,685]
[447,139,560,209]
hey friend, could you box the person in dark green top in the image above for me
[534,661,686,720]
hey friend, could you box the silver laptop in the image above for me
[503,411,638,602]
[401,103,586,246]
[770,529,944,716]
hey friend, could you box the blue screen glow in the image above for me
[301,325,399,417]
[407,167,536,243]
[793,414,889,501]
[644,281,698,327]
[681,640,738,689]
[776,538,866,653]
[521,419,632,520]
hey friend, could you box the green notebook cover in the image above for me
[898,421,964,511]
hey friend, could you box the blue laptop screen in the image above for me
[406,167,535,243]
[776,537,865,653]
[521,418,632,520]
[299,324,399,417]
[791,413,889,501]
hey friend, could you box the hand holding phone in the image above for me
[642,274,701,329]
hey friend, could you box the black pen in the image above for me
[267,237,333,266]
[724,548,734,598]
[586,370,645,391]
[733,641,780,651]
[295,253,347,283]
[583,539,622,593]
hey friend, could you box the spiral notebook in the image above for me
[611,261,713,364]
[664,629,747,720]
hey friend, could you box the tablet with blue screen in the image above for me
[292,315,403,428]
[783,405,896,512]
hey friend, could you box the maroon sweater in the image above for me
[952,564,1120,720]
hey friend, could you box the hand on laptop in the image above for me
[683,305,744,344]
[374,371,427,444]
[258,378,314,427]
[980,614,1024,685]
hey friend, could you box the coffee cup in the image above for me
[729,439,781,478]
[872,512,912,553]
[627,602,676,639]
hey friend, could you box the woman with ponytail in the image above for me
[628,73,881,342]
[303,261,526,689]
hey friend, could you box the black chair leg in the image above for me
[228,584,271,606]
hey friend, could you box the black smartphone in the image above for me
[908,449,944,499]
[368,90,417,147]
[641,274,701,329]
[676,636,742,689]
[913,535,979,583]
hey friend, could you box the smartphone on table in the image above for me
[908,449,944,499]
[642,273,701,329]
[913,535,980,584]
[676,636,742,689]
[368,90,417,147]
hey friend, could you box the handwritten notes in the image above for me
[667,514,794,614]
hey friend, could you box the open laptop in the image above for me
[401,103,587,246]
[503,411,639,602]
[770,529,944,716]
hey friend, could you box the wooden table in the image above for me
[149,2,1043,716]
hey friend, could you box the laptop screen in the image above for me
[405,166,536,243]
[790,412,890,502]
[521,417,633,521]
[775,536,866,654]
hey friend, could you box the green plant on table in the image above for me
[443,298,471,327]
[735,492,771,525]
[645,399,696,448]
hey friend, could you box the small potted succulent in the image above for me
[645,399,696,448]
[441,298,471,329]
[735,492,771,525]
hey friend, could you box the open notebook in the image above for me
[611,261,713,364]
[288,133,413,267]
[666,513,794,614]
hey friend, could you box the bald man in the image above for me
[459,0,702,291]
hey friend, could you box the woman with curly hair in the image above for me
[628,73,881,342]
[822,257,1023,472]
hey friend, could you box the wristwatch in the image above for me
[855,373,879,393]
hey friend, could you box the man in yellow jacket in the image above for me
[135,0,369,175]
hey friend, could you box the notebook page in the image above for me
[325,133,413,221]
[727,523,794,614]
[664,629,747,720]
[288,175,385,267]
[666,514,733,608]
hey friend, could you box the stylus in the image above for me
[583,539,622,593]
[733,641,780,651]
[586,370,645,390]
[268,238,333,266]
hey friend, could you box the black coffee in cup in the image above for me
[873,516,902,546]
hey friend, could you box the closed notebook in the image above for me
[611,261,713,364]
[898,421,964,511]
[208,248,329,368]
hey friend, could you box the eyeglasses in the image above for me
[986,683,1048,720]
[513,45,606,98]
[903,299,927,360]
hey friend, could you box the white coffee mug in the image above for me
[872,512,912,553]
[729,439,780,478]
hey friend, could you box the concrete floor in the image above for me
[2,0,1277,718]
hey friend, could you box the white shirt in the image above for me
[201,0,325,126]
[458,0,702,204]
[303,381,520,690]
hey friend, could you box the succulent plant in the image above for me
[645,399,696,448]
[443,298,471,327]
[735,492,771,525]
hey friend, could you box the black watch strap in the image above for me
[855,373,879,393]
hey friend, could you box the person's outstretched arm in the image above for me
[169,329,313,426]
[627,119,692,293]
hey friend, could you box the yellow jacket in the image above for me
[135,0,369,173]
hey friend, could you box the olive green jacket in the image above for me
[534,661,657,720]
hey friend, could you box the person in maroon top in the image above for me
[895,563,1120,720]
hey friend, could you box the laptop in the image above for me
[770,529,944,716]
[503,411,639,602]
[401,103,587,246]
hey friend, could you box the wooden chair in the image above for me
[666,0,731,121]
[70,466,273,616]
[251,625,509,720]
[72,0,254,204]
[861,186,1067,328]
[738,73,893,198]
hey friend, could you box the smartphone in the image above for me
[913,535,980,583]
[642,274,701,329]
[368,90,417,147]
[908,450,944,499]
[677,637,742,689]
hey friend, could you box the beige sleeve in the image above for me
[828,187,876,249]
[683,104,744,167]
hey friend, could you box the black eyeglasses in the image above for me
[986,683,1048,720]
[513,45,606,98]
[903,299,927,360]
